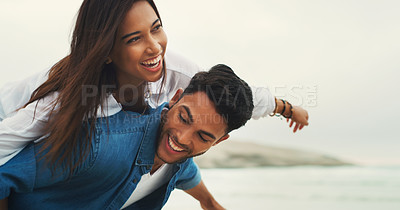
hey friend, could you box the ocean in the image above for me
[163,166,400,210]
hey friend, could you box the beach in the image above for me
[163,166,400,210]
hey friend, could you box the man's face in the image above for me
[156,91,230,164]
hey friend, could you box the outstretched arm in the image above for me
[184,180,225,210]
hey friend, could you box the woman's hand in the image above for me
[287,105,309,133]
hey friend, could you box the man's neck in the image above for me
[151,155,165,175]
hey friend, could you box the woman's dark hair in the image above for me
[183,64,254,133]
[23,0,165,176]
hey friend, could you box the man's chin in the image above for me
[155,151,207,165]
[155,152,188,165]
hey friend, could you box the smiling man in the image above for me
[0,64,253,209]
[154,66,252,166]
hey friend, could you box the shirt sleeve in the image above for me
[0,70,49,120]
[175,158,202,190]
[0,143,37,199]
[0,141,68,199]
[251,86,276,119]
[0,93,58,166]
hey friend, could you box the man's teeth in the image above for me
[141,55,161,66]
[169,136,184,152]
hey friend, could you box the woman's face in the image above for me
[109,0,167,86]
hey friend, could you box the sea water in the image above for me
[163,166,400,210]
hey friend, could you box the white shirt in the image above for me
[0,49,275,166]
[121,164,174,209]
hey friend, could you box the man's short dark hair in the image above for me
[183,64,254,133]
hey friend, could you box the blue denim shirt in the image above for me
[0,103,201,210]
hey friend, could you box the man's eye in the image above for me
[198,134,209,143]
[179,113,189,124]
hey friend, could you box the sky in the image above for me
[0,0,399,165]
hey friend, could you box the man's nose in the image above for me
[176,130,192,146]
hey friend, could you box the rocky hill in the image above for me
[194,141,351,168]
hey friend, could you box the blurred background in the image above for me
[1,0,399,209]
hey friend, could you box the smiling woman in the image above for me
[109,1,167,86]
[0,0,170,171]
[3,0,169,175]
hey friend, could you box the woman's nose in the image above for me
[145,36,162,54]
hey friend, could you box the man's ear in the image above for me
[169,88,183,106]
[213,134,230,146]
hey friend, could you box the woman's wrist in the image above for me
[270,98,293,118]
[274,98,284,114]
[282,101,293,118]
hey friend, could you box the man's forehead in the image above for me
[176,92,228,133]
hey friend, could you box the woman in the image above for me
[0,0,308,170]
[0,0,165,174]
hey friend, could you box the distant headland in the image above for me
[194,140,351,168]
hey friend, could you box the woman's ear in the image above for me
[169,88,183,106]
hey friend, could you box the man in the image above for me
[0,64,253,209]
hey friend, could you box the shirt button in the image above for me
[133,179,138,183]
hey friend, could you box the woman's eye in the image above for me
[127,36,140,44]
[152,24,162,32]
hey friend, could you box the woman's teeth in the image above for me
[168,136,184,152]
[141,55,162,68]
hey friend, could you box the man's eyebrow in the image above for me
[182,105,193,123]
[181,105,216,140]
[121,19,160,40]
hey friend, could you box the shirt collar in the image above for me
[135,102,168,166]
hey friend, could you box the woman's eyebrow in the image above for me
[151,19,160,27]
[121,19,160,40]
[121,31,140,40]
